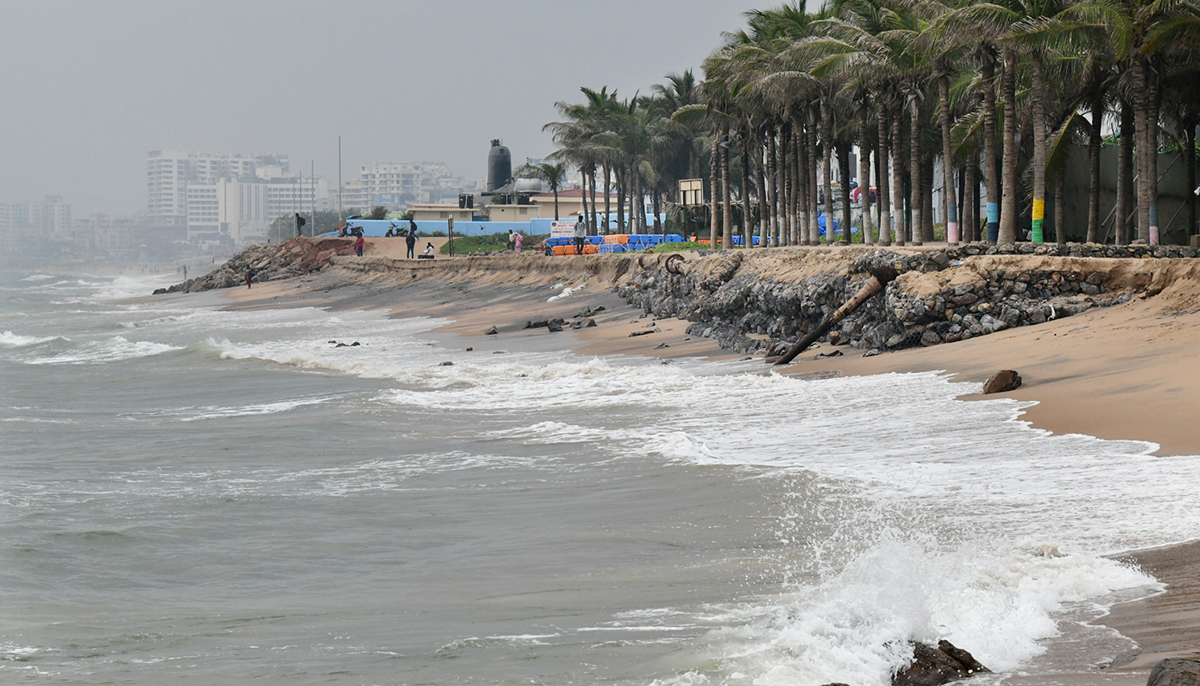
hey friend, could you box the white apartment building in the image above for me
[148,150,329,244]
[345,161,478,210]
[186,175,328,244]
[0,196,72,253]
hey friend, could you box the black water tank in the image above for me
[487,139,511,192]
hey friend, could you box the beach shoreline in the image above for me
[197,249,1200,685]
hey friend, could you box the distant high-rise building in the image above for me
[349,162,479,210]
[0,195,72,254]
[147,150,328,244]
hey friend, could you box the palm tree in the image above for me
[534,162,567,221]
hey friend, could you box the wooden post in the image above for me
[773,264,898,366]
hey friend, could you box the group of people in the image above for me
[505,229,524,253]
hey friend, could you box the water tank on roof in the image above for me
[487,139,511,192]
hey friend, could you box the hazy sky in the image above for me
[0,0,766,215]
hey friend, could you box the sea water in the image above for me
[1,268,1197,686]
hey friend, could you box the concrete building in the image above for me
[406,203,475,222]
[0,196,72,254]
[342,161,479,211]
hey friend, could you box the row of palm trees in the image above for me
[546,0,1200,248]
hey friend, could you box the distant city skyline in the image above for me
[0,0,764,216]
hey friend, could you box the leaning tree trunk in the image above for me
[1117,100,1134,245]
[999,47,1019,244]
[982,56,1001,244]
[710,133,720,245]
[909,94,924,246]
[722,125,733,250]
[939,75,959,244]
[822,100,836,244]
[877,99,892,246]
[1087,86,1104,243]
[892,110,907,246]
[1030,52,1047,243]
[859,103,875,245]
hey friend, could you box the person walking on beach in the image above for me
[507,230,515,252]
[573,215,586,255]
[355,233,365,257]
[405,225,417,259]
[245,267,254,289]
[514,231,523,254]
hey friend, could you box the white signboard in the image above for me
[550,220,577,239]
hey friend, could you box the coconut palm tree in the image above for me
[534,162,567,221]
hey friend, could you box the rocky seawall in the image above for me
[616,242,1200,356]
[154,238,356,294]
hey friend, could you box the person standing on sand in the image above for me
[406,226,417,259]
[245,267,254,289]
[507,230,515,252]
[355,233,365,257]
[573,215,586,255]
[514,231,523,254]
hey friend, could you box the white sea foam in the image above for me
[23,335,181,365]
[0,330,67,348]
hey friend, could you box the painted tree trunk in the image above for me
[1030,53,1047,244]
[982,58,1000,244]
[1000,47,1019,244]
[909,95,923,246]
[1116,101,1134,246]
[939,75,958,244]
[878,100,892,246]
[892,111,907,246]
[859,104,874,245]
[1087,87,1103,243]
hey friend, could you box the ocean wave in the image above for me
[0,330,69,348]
[23,335,181,365]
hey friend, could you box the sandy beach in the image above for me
[205,241,1200,685]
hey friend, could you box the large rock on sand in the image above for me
[893,640,990,686]
[1148,659,1200,686]
[982,369,1022,394]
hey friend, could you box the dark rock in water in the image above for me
[525,319,549,329]
[982,369,1022,394]
[351,342,360,347]
[815,350,843,359]
[328,340,337,344]
[1147,658,1200,686]
[584,318,597,328]
[335,343,348,347]
[547,320,564,332]
[485,326,499,335]
[893,640,990,686]
[629,330,653,337]
[465,347,473,351]
[439,361,453,366]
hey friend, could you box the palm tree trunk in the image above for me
[580,170,590,231]
[790,127,802,245]
[553,187,560,221]
[859,104,875,245]
[767,132,778,247]
[964,156,977,242]
[722,126,733,250]
[909,95,923,246]
[982,55,1001,243]
[1148,71,1161,245]
[617,166,627,234]
[922,155,934,243]
[654,186,662,234]
[739,131,750,247]
[1054,163,1066,244]
[1087,86,1103,243]
[999,47,1019,244]
[1189,120,1197,243]
[892,110,906,246]
[710,134,720,245]
[603,161,612,233]
[1030,52,1047,244]
[757,136,768,247]
[794,117,811,245]
[939,75,958,244]
[1116,100,1134,245]
[1134,57,1151,244]
[808,109,821,244]
[778,127,790,246]
[822,100,835,245]
[878,100,892,246]
[836,143,851,244]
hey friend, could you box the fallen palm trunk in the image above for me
[773,264,898,366]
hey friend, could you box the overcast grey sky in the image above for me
[0,0,766,215]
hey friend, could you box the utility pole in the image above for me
[338,135,344,229]
[311,160,316,237]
